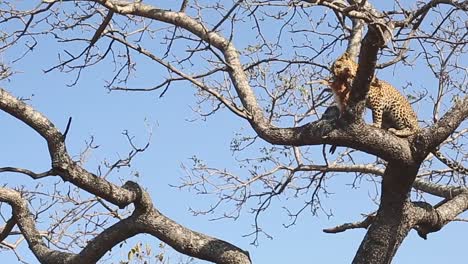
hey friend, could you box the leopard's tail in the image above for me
[432,149,468,175]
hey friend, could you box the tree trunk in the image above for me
[352,163,419,264]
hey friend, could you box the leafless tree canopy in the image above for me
[0,0,467,263]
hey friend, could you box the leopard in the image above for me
[327,52,467,174]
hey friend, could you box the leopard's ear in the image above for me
[341,52,351,59]
[336,51,352,62]
[343,52,357,61]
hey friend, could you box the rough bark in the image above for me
[352,163,419,264]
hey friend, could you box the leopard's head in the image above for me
[331,52,357,80]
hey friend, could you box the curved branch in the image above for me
[0,187,76,264]
[0,167,53,179]
[0,88,136,207]
[417,96,468,159]
[413,192,468,238]
[301,0,380,22]
[144,208,251,264]
[0,216,16,243]
[394,0,468,28]
[323,213,375,233]
[0,179,251,264]
[80,183,251,264]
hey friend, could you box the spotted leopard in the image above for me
[328,52,467,174]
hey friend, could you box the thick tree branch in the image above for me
[416,96,468,160]
[0,184,250,264]
[80,182,251,264]
[412,180,467,198]
[436,193,468,223]
[0,187,76,264]
[301,0,383,23]
[0,88,136,207]
[78,182,250,264]
[144,208,251,264]
[412,192,468,239]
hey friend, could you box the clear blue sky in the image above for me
[1,1,467,263]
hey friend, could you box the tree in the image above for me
[0,0,467,263]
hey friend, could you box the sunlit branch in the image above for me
[323,213,375,233]
[0,167,53,179]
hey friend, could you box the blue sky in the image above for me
[1,1,467,263]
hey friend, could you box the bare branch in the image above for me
[418,96,468,159]
[106,34,248,119]
[0,217,16,243]
[323,213,375,233]
[89,11,114,47]
[412,180,468,198]
[0,167,53,179]
[394,0,468,28]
